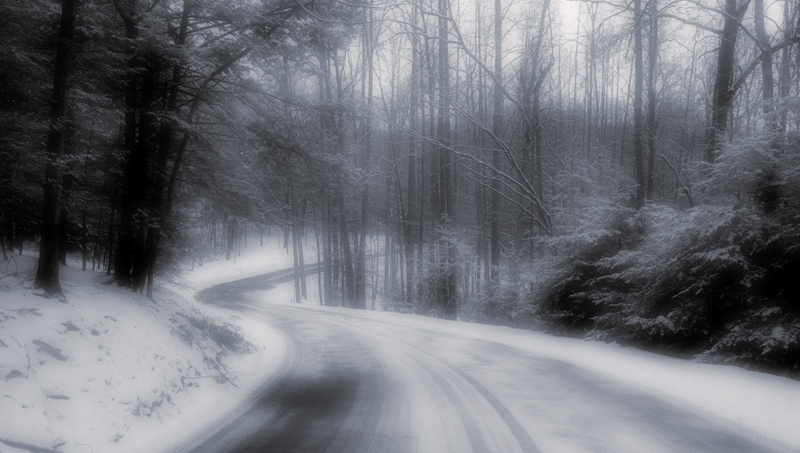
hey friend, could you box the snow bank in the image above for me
[181,233,308,294]
[0,245,286,453]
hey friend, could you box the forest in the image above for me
[0,0,798,377]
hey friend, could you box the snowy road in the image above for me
[180,268,793,453]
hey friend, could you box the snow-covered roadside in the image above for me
[2,232,797,453]
[237,244,800,451]
[216,236,800,451]
[189,235,800,451]
[0,236,295,453]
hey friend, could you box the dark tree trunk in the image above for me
[114,14,141,286]
[293,193,307,300]
[323,198,333,305]
[754,0,775,128]
[633,0,646,210]
[314,202,324,305]
[35,0,77,296]
[331,202,341,304]
[439,0,456,320]
[299,202,307,298]
[646,0,659,201]
[291,178,302,303]
[586,7,596,162]
[355,192,369,309]
[4,219,13,256]
[58,108,75,266]
[339,197,356,306]
[106,199,115,274]
[704,0,750,163]
[490,0,503,290]
[142,0,191,299]
[529,0,550,258]
[93,214,103,271]
[317,52,335,306]
[355,3,373,310]
[129,68,158,292]
[405,143,417,308]
[331,50,355,307]
[405,4,420,308]
[226,218,236,261]
[778,0,794,132]
[79,209,86,271]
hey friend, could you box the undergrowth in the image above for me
[367,134,800,378]
[487,134,800,379]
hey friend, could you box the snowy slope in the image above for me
[0,246,288,453]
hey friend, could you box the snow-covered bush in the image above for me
[529,134,799,376]
[534,201,643,334]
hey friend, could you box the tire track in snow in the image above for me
[336,314,541,453]
[443,362,541,453]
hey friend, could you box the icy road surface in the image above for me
[177,267,795,453]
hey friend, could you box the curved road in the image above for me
[183,268,786,453]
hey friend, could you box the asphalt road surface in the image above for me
[183,267,785,453]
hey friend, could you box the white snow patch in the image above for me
[0,240,288,453]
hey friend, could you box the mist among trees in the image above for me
[1,0,798,377]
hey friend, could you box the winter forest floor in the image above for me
[0,233,798,453]
[0,236,297,453]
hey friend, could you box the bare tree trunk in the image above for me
[291,177,302,303]
[323,198,333,305]
[292,227,300,304]
[439,0,456,320]
[329,50,356,308]
[490,0,503,290]
[226,218,236,261]
[298,206,307,299]
[586,6,597,162]
[36,0,77,296]
[620,60,633,167]
[92,214,102,271]
[405,4,419,308]
[58,109,75,267]
[340,198,356,306]
[128,67,157,293]
[754,0,775,129]
[81,210,87,271]
[143,0,191,300]
[646,0,659,201]
[704,0,750,163]
[633,0,646,210]
[777,0,794,132]
[113,7,143,287]
[106,198,115,274]
[355,1,374,310]
[314,202,323,305]
[530,0,551,258]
